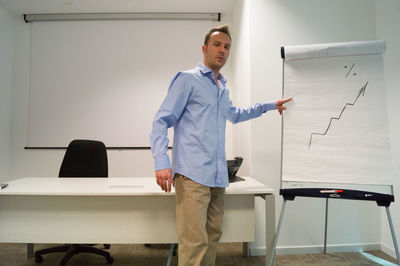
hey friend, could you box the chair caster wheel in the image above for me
[35,255,43,263]
[106,256,114,264]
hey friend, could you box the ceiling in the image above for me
[0,0,235,15]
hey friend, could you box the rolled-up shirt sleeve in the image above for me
[149,73,192,171]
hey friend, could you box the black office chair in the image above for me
[34,139,114,265]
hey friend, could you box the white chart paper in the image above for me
[282,41,392,186]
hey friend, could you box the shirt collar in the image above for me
[198,63,227,85]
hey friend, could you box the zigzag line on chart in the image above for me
[308,81,369,150]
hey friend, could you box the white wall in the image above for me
[0,5,14,182]
[242,0,385,255]
[375,0,400,258]
[231,0,252,176]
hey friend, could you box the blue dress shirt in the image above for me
[150,63,276,187]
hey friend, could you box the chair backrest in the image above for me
[59,139,108,178]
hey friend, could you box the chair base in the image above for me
[35,244,113,265]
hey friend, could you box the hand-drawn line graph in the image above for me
[308,81,369,150]
[345,63,357,78]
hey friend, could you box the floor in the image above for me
[0,243,397,266]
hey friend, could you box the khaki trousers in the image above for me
[174,174,225,266]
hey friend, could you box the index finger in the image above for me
[281,97,293,104]
[167,176,173,192]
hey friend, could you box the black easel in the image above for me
[268,188,399,266]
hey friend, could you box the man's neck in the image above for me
[203,62,220,79]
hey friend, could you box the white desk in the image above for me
[0,177,274,264]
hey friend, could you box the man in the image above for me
[150,25,292,266]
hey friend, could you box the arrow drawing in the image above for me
[308,81,369,150]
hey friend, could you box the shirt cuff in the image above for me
[263,101,277,112]
[154,155,171,171]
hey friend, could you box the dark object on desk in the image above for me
[227,157,245,183]
[34,139,114,265]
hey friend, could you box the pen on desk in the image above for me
[0,183,8,189]
[320,189,343,193]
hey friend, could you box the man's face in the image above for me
[202,31,231,72]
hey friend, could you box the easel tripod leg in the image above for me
[268,200,287,266]
[385,207,400,264]
[324,198,329,254]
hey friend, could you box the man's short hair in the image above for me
[204,24,231,46]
